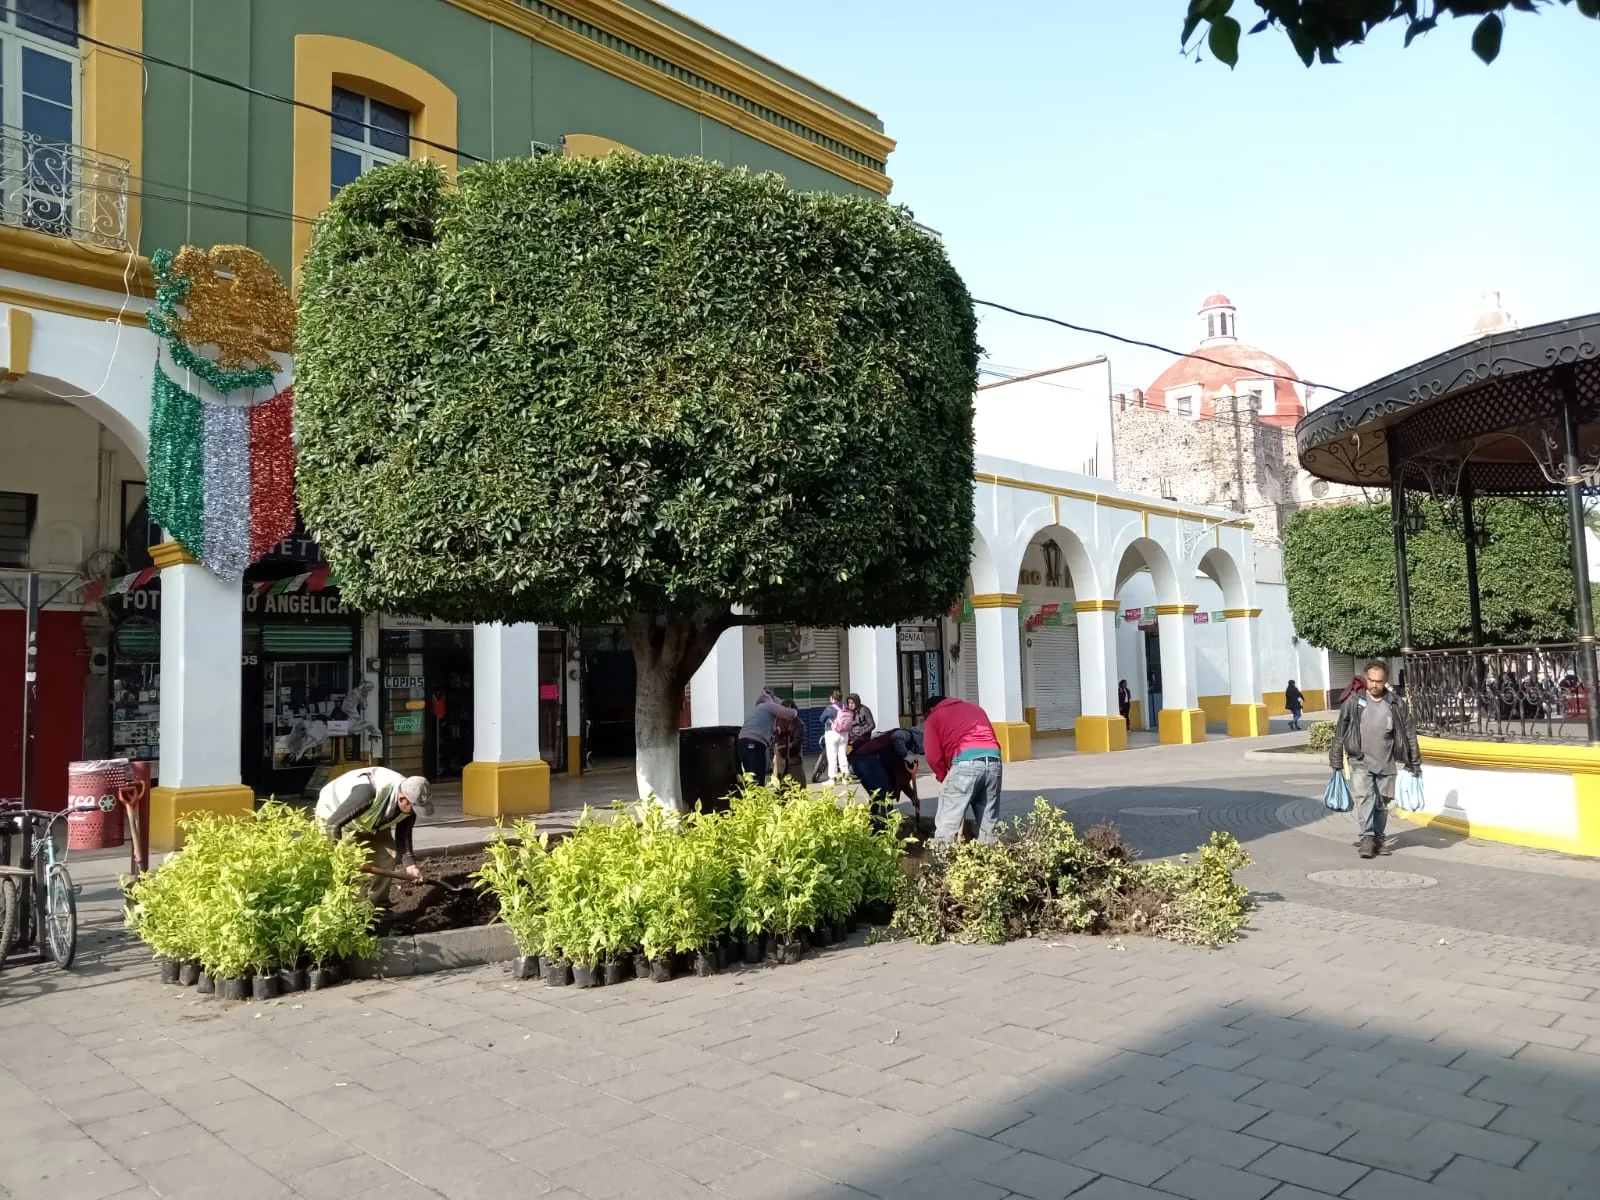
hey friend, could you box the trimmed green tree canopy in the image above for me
[1281,498,1577,655]
[295,154,979,801]
[1184,0,1597,66]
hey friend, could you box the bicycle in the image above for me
[0,800,94,972]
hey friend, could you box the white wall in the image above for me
[974,363,1114,481]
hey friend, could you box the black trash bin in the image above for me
[680,725,739,812]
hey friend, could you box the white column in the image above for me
[473,622,540,763]
[974,604,1024,723]
[848,626,899,727]
[1227,612,1259,705]
[564,631,582,773]
[1074,608,1118,718]
[691,625,751,727]
[158,561,242,788]
[1157,607,1198,709]
[463,621,550,816]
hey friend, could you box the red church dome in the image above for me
[1141,295,1305,428]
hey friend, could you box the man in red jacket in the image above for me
[921,694,1004,844]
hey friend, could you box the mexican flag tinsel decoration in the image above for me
[146,245,297,581]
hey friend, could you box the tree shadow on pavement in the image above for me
[773,960,1598,1200]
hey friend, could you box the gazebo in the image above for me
[1297,312,1600,857]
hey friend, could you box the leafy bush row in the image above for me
[892,800,1252,948]
[1307,720,1336,752]
[475,781,902,966]
[124,804,377,979]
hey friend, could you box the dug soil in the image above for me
[375,850,498,937]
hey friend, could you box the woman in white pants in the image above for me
[818,689,850,779]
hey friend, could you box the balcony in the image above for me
[0,124,129,252]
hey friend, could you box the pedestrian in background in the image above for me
[922,693,1003,844]
[1286,679,1304,731]
[770,712,806,784]
[845,692,876,748]
[737,688,797,787]
[1118,679,1132,726]
[1329,660,1420,859]
[815,689,850,781]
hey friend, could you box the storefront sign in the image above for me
[897,627,928,652]
[326,720,350,736]
[392,713,423,734]
[1038,603,1062,627]
[1213,611,1226,623]
[106,580,347,616]
[384,675,426,690]
[404,700,426,710]
[540,683,560,701]
[1193,612,1209,625]
[1123,607,1142,623]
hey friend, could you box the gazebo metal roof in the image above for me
[1296,311,1600,494]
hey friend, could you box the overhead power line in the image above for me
[973,298,1347,396]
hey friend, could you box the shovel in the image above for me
[366,866,472,894]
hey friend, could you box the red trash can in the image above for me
[66,759,131,850]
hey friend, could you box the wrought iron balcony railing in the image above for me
[1404,644,1589,742]
[0,125,130,251]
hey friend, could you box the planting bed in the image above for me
[376,851,497,936]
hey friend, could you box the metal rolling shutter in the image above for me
[1328,653,1356,700]
[1028,624,1081,731]
[764,627,842,752]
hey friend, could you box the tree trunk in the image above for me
[625,609,732,809]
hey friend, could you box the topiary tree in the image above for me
[295,154,979,806]
[1281,497,1576,655]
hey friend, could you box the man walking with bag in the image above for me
[1329,660,1420,859]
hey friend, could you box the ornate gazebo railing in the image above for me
[1404,644,1589,742]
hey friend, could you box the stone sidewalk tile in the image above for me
[1342,1169,1463,1200]
[1246,1143,1370,1194]
[1431,1156,1585,1200]
[1328,1129,1455,1181]
[1239,1111,1350,1155]
[1069,1134,1186,1186]
[1517,1141,1600,1187]
[968,1147,1098,1199]
[1154,1157,1278,1200]
[1485,1104,1600,1152]
[1158,1122,1274,1170]
[1156,1092,1267,1133]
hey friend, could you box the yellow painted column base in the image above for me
[1158,708,1207,745]
[566,735,582,777]
[463,758,551,818]
[1227,703,1270,738]
[149,784,256,852]
[992,721,1032,763]
[1075,715,1127,753]
[1127,700,1142,731]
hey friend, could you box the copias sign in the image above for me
[295,154,979,806]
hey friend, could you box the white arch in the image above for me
[1112,536,1182,608]
[970,522,1002,594]
[1197,545,1248,611]
[1016,520,1102,599]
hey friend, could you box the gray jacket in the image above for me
[1330,691,1420,774]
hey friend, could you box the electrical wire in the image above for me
[1,4,486,164]
[973,298,1347,396]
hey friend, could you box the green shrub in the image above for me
[893,799,1251,949]
[1307,721,1336,752]
[125,803,376,976]
[474,823,553,956]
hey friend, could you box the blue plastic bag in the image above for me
[1323,770,1352,812]
[1396,770,1425,813]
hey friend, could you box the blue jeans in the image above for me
[1350,763,1391,842]
[736,738,769,786]
[934,758,1003,844]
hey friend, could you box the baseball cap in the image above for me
[400,776,434,816]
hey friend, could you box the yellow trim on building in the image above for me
[1197,694,1229,724]
[1261,689,1287,715]
[1417,736,1600,775]
[1222,607,1259,619]
[972,471,1254,530]
[149,541,197,568]
[970,592,1023,609]
[992,721,1031,763]
[2,308,32,380]
[292,36,460,276]
[463,758,552,817]
[1227,703,1269,738]
[567,735,583,776]
[1152,604,1197,616]
[563,133,640,157]
[1158,707,1206,745]
[1075,714,1127,753]
[0,226,150,295]
[150,784,255,852]
[1072,599,1119,613]
[0,282,146,327]
[444,0,892,194]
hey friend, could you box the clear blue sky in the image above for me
[672,1,1597,403]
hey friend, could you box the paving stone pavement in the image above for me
[3,734,1598,1200]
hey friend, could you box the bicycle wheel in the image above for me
[44,864,76,969]
[0,877,17,974]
